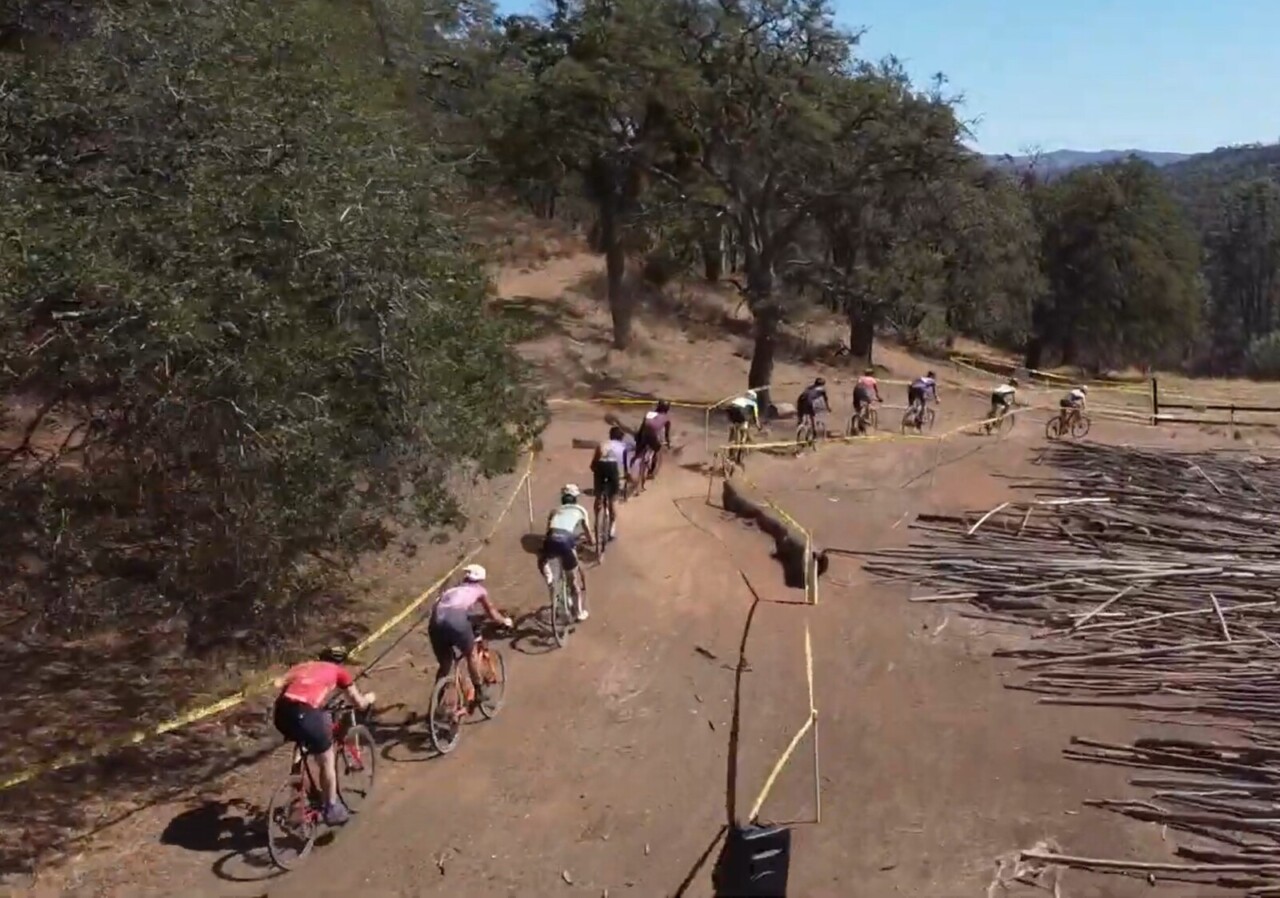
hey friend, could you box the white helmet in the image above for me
[1080,385,1089,394]
[462,563,486,583]
[745,389,758,401]
[561,483,581,500]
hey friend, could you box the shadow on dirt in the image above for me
[159,797,283,884]
[0,705,281,880]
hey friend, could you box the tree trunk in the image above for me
[701,233,723,282]
[849,314,874,368]
[598,192,631,350]
[1024,337,1043,371]
[749,307,779,415]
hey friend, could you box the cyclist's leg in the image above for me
[564,543,587,619]
[294,705,341,817]
[537,537,555,586]
[605,466,619,535]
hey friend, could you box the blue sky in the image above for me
[494,0,1279,155]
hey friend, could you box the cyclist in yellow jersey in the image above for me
[537,484,594,621]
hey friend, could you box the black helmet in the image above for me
[814,377,826,386]
[318,646,348,663]
[657,400,671,413]
[608,424,625,440]
[926,370,935,378]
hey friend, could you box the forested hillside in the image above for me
[2,0,1278,649]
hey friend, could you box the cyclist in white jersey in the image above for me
[1057,384,1088,431]
[537,484,594,621]
[590,425,630,538]
[988,376,1018,421]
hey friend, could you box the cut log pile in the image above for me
[862,441,1280,895]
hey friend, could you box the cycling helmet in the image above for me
[863,367,874,376]
[1080,385,1089,394]
[1008,376,1019,386]
[318,646,349,663]
[656,400,671,413]
[814,377,826,387]
[561,483,581,501]
[744,389,758,401]
[926,370,936,379]
[608,424,625,441]
[462,563,486,583]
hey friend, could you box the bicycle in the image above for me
[982,403,1016,436]
[1045,410,1090,440]
[265,696,377,870]
[795,413,827,452]
[593,494,613,557]
[632,444,658,495]
[544,552,583,647]
[845,404,878,436]
[426,622,508,756]
[900,402,936,434]
[727,421,753,466]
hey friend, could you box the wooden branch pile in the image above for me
[863,442,1280,894]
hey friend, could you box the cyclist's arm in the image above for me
[476,595,512,628]
[874,385,883,401]
[662,420,671,446]
[340,671,374,711]
[578,506,595,544]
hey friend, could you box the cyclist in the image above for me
[635,400,672,481]
[538,483,595,621]
[796,377,830,436]
[727,389,761,436]
[1058,384,1089,431]
[988,376,1018,426]
[272,648,376,826]
[852,368,882,432]
[590,425,630,538]
[907,371,940,420]
[427,564,513,709]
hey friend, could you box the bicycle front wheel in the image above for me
[478,648,507,719]
[997,409,1016,436]
[924,407,936,430]
[266,774,319,870]
[1072,415,1091,439]
[338,724,376,814]
[868,407,879,430]
[427,676,464,755]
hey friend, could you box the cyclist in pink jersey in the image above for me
[634,400,672,480]
[273,648,375,825]
[427,564,512,707]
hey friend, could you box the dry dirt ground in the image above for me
[8,254,1279,898]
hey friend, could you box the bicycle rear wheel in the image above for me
[550,566,572,647]
[337,724,376,814]
[427,675,464,755]
[1072,415,1091,438]
[266,773,319,870]
[1045,416,1063,440]
[594,502,610,557]
[478,647,507,719]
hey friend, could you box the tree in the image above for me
[480,0,693,349]
[1204,179,1280,372]
[0,0,544,643]
[1030,160,1203,371]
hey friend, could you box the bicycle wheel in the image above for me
[924,407,936,430]
[427,675,464,755]
[266,773,320,870]
[867,407,878,431]
[337,724,376,814]
[1045,416,1063,440]
[594,502,610,557]
[550,566,572,647]
[996,408,1016,436]
[1072,415,1091,439]
[900,410,913,434]
[478,647,507,719]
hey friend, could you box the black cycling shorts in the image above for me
[991,391,1012,408]
[796,395,815,418]
[726,405,747,426]
[592,459,621,498]
[428,607,475,667]
[908,384,925,407]
[853,386,872,408]
[1059,397,1073,409]
[539,528,579,572]
[273,697,333,755]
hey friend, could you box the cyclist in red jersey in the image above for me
[272,648,375,825]
[852,367,882,424]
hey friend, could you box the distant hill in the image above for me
[984,148,1191,174]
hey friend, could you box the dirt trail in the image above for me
[12,254,1246,898]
